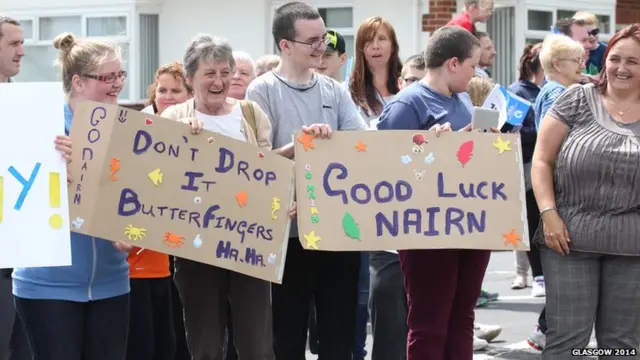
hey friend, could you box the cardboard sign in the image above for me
[0,83,72,269]
[68,101,295,283]
[293,130,529,251]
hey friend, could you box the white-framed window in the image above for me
[269,5,355,82]
[12,13,133,102]
[525,7,615,44]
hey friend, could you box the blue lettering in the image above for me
[437,172,456,198]
[424,207,440,236]
[8,163,41,211]
[215,147,276,185]
[88,129,100,144]
[468,211,486,233]
[323,162,413,205]
[403,208,421,234]
[117,188,140,216]
[375,211,398,237]
[90,106,106,126]
[132,130,152,155]
[445,207,465,235]
[181,171,204,191]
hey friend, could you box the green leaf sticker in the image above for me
[309,192,316,200]
[342,212,360,240]
[311,215,319,223]
[307,184,315,192]
[305,171,312,180]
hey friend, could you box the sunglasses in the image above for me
[588,28,600,37]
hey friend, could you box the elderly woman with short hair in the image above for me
[229,51,256,100]
[161,33,274,360]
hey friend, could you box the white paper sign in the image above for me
[0,82,72,268]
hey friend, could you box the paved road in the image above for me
[305,250,598,359]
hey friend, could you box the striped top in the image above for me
[536,83,640,255]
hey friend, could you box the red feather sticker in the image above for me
[457,140,474,167]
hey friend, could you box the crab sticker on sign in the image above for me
[67,101,295,283]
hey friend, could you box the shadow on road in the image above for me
[481,301,544,314]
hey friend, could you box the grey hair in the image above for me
[255,54,280,76]
[232,50,256,78]
[183,33,235,78]
[0,16,21,39]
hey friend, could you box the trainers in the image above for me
[511,274,527,289]
[476,297,489,307]
[531,276,545,297]
[474,336,489,351]
[479,289,500,302]
[474,322,502,342]
[527,325,546,351]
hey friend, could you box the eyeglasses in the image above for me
[589,28,600,37]
[287,36,331,51]
[559,57,585,65]
[82,70,127,84]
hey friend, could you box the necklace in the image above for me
[609,100,634,116]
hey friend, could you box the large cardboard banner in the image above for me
[68,101,295,283]
[293,130,529,251]
[0,83,72,268]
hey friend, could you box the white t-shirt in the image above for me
[195,103,245,142]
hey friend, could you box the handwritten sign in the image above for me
[0,83,72,268]
[68,101,295,283]
[293,130,529,251]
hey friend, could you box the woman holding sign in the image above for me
[161,34,277,360]
[11,32,132,360]
[377,26,489,360]
[11,32,201,360]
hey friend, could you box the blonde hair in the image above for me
[467,76,494,107]
[53,32,121,95]
[539,34,585,74]
[255,54,280,76]
[573,11,598,26]
[146,61,192,108]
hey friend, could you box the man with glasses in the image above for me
[246,2,366,360]
[0,14,31,360]
[447,0,494,36]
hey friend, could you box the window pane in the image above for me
[14,45,60,82]
[526,38,544,46]
[39,16,81,41]
[319,7,353,28]
[13,43,130,101]
[87,16,127,37]
[340,35,355,82]
[556,10,575,21]
[527,10,553,31]
[596,15,611,34]
[20,20,34,39]
[119,42,130,100]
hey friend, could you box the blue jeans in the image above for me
[354,252,370,360]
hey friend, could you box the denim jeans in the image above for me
[354,252,370,360]
[15,294,130,360]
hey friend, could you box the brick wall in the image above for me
[617,0,640,26]
[422,0,457,33]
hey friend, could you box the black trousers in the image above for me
[272,238,360,360]
[170,257,191,360]
[525,189,543,277]
[15,294,129,360]
[126,278,175,360]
